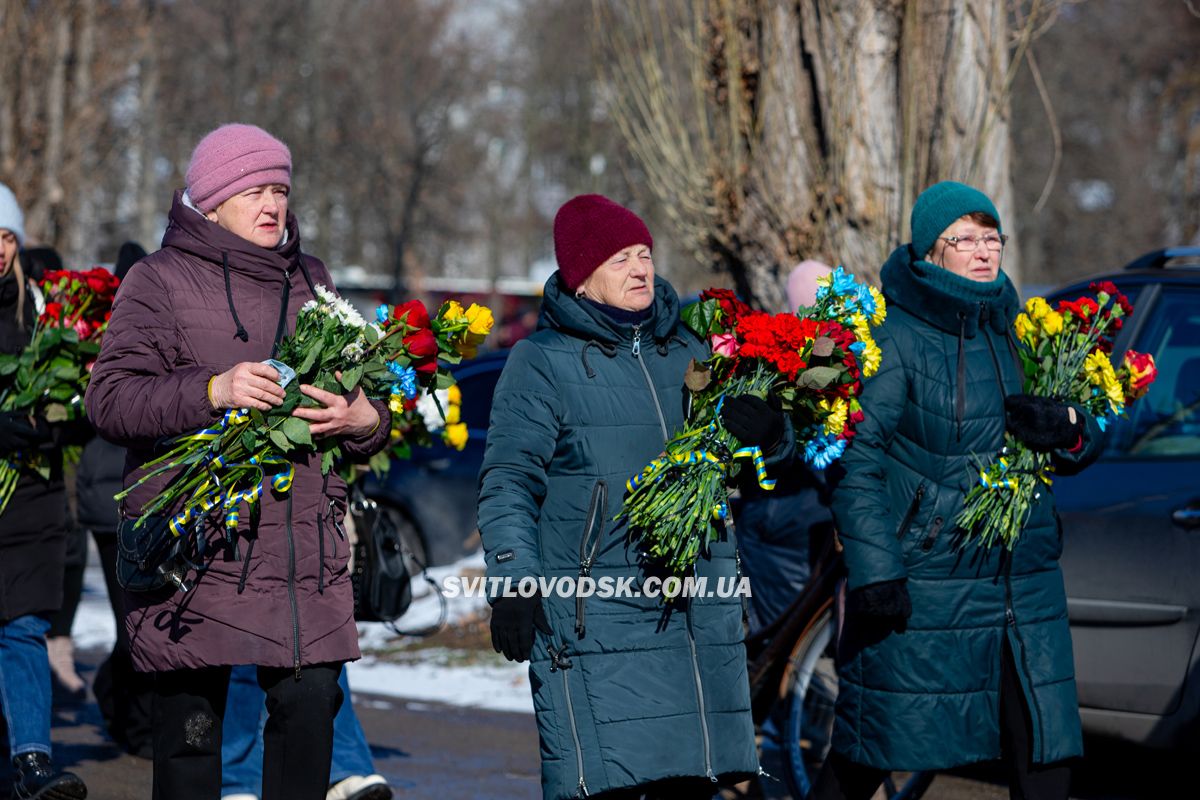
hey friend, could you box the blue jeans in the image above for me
[222,664,375,796]
[0,614,53,757]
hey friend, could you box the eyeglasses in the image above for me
[939,233,1009,253]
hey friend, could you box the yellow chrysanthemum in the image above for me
[862,336,882,377]
[851,313,871,341]
[868,286,886,326]
[820,397,849,436]
[1084,351,1124,413]
[388,394,406,415]
[447,384,462,405]
[445,404,461,425]
[1025,296,1051,320]
[444,422,469,450]
[465,303,494,336]
[1039,309,1064,337]
[441,300,466,322]
[1014,312,1036,344]
[389,427,403,441]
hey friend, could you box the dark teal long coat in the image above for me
[830,247,1103,771]
[478,275,763,799]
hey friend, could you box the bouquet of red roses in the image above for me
[622,267,885,574]
[958,281,1157,548]
[0,267,120,511]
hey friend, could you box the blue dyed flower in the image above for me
[376,304,390,324]
[803,433,847,469]
[390,364,419,400]
[849,341,866,356]
[855,283,876,317]
[829,266,858,297]
[1096,416,1109,432]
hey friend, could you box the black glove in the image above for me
[847,578,912,622]
[720,394,784,452]
[490,594,552,662]
[1004,394,1083,452]
[0,412,48,454]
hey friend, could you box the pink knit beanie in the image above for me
[185,124,292,212]
[553,194,653,290]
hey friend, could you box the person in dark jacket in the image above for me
[0,182,88,799]
[76,241,155,757]
[812,182,1104,800]
[84,125,389,800]
[478,194,792,800]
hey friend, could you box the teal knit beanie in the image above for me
[910,181,1001,259]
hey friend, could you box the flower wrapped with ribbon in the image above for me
[622,267,886,575]
[0,267,119,514]
[958,282,1157,548]
[122,287,493,537]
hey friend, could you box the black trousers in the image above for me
[811,637,1072,800]
[152,662,342,800]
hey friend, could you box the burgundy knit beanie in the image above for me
[553,194,653,290]
[185,124,292,212]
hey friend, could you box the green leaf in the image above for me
[321,448,335,475]
[340,365,363,391]
[269,429,292,453]
[797,366,843,390]
[363,325,380,346]
[281,416,314,448]
[241,429,256,452]
[681,299,719,337]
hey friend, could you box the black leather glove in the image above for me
[490,594,552,662]
[847,578,912,621]
[0,412,48,454]
[720,394,785,452]
[1004,394,1083,452]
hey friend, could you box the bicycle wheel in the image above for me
[777,606,935,800]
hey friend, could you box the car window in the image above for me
[1104,286,1200,458]
[456,365,502,432]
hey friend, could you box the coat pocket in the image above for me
[575,480,607,639]
[894,483,926,545]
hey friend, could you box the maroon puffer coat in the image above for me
[85,190,388,672]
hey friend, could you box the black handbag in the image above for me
[349,491,445,635]
[116,515,200,594]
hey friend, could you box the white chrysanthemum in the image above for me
[333,298,366,329]
[416,388,449,432]
[341,341,366,363]
[315,285,339,304]
[300,299,319,313]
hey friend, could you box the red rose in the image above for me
[403,328,439,374]
[394,299,430,330]
[700,287,752,321]
[41,302,64,323]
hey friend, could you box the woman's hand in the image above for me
[292,379,380,439]
[209,362,285,411]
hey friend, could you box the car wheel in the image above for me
[376,503,428,575]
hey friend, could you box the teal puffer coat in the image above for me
[478,275,762,799]
[829,247,1102,772]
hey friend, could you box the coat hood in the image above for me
[536,272,683,345]
[881,244,1019,338]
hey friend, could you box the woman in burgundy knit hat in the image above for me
[478,194,796,799]
[85,124,390,800]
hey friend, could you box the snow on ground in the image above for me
[76,548,533,714]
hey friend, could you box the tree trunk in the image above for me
[599,0,1018,311]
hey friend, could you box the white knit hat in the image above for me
[0,183,26,246]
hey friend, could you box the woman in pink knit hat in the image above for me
[86,124,391,800]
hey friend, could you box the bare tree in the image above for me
[596,0,1065,309]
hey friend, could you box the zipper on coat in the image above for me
[549,643,589,797]
[285,492,302,679]
[895,484,926,540]
[685,602,717,782]
[632,324,669,441]
[576,481,607,639]
[1003,560,1045,761]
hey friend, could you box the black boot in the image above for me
[10,752,88,800]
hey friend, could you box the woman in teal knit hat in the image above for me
[811,182,1104,800]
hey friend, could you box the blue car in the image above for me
[362,349,507,568]
[1051,247,1200,750]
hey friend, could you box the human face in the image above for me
[577,244,654,311]
[205,184,289,248]
[930,216,1003,282]
[0,230,17,277]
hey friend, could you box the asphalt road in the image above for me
[1,650,1186,799]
